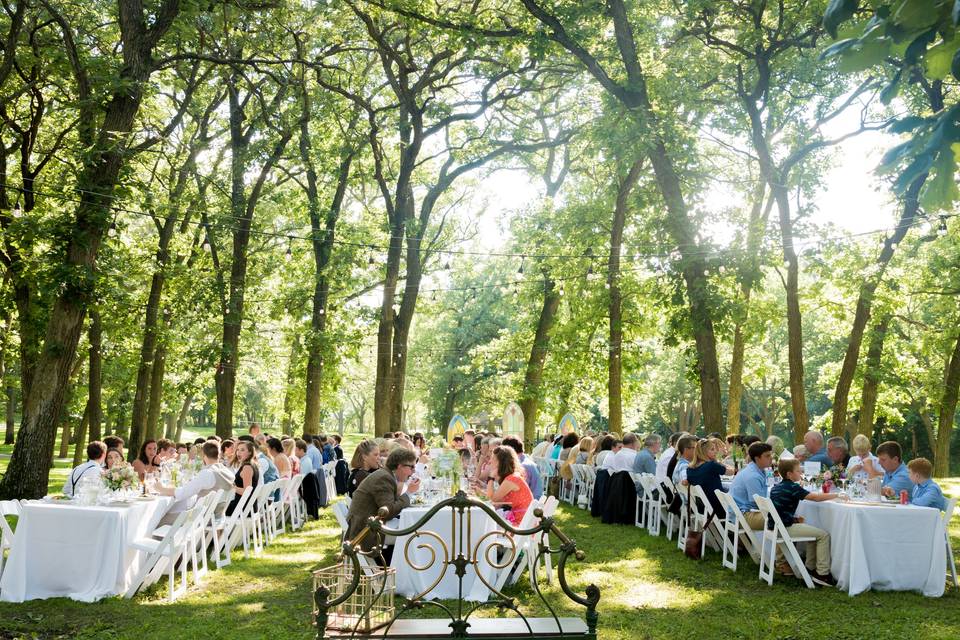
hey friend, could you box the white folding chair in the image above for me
[656,477,678,539]
[332,500,350,539]
[944,497,957,588]
[688,484,722,557]
[495,499,542,592]
[238,482,269,556]
[580,465,596,509]
[283,474,305,531]
[715,490,760,572]
[0,499,21,582]
[323,462,337,499]
[754,494,815,589]
[126,502,200,602]
[267,478,290,538]
[209,487,250,569]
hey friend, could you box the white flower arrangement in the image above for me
[102,463,139,491]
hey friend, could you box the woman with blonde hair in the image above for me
[282,437,300,474]
[685,438,732,516]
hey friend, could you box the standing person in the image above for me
[63,441,106,497]
[770,458,841,586]
[632,434,660,475]
[729,442,774,530]
[346,448,420,557]
[348,440,382,497]
[486,446,534,525]
[267,437,292,479]
[132,439,158,481]
[226,441,260,517]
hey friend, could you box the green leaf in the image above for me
[925,36,960,78]
[824,0,860,38]
[893,150,935,193]
[894,0,941,30]
[888,115,928,133]
[904,29,937,64]
[837,38,891,71]
[879,70,902,104]
[821,38,859,59]
[920,148,959,210]
[953,47,960,80]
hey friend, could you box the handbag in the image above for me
[684,485,713,560]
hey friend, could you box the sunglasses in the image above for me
[401,463,416,469]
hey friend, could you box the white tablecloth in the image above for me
[796,500,946,597]
[0,496,173,602]
[389,505,503,602]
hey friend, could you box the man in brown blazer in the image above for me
[346,447,420,553]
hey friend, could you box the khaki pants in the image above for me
[743,510,765,530]
[782,522,831,575]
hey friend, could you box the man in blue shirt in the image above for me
[729,442,773,530]
[907,457,947,510]
[502,436,543,499]
[803,430,831,468]
[632,434,660,475]
[303,432,323,471]
[876,440,914,500]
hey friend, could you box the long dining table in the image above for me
[0,496,172,603]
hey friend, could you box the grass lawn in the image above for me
[0,435,957,639]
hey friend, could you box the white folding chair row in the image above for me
[754,494,815,589]
[714,489,760,573]
[283,473,306,531]
[322,462,338,499]
[632,473,653,529]
[0,499,21,584]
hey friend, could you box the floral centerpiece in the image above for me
[102,463,139,492]
[432,448,463,495]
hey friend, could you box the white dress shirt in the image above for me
[63,460,102,497]
[608,447,638,473]
[655,446,675,481]
[168,466,217,513]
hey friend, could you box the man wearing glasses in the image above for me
[346,447,421,561]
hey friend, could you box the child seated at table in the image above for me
[908,458,947,511]
[769,458,841,587]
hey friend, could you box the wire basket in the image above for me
[313,562,396,633]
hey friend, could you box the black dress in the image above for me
[226,462,260,516]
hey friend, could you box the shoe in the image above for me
[775,561,794,577]
[811,572,837,587]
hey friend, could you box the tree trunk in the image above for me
[214,76,292,439]
[71,402,90,467]
[933,330,960,477]
[519,278,561,444]
[87,308,102,443]
[145,334,167,442]
[174,393,193,443]
[163,412,175,441]
[608,159,644,435]
[282,336,300,436]
[830,176,925,437]
[4,383,13,445]
[58,416,71,460]
[857,314,890,439]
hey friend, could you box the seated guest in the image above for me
[825,436,850,470]
[486,446,534,525]
[770,458,840,585]
[254,434,279,484]
[575,436,593,464]
[877,441,913,500]
[156,438,177,462]
[63,441,106,497]
[157,442,235,524]
[847,434,880,481]
[296,439,314,475]
[802,430,830,468]
[908,458,946,510]
[282,438,300,475]
[593,435,616,467]
[451,435,465,449]
[600,438,624,471]
[105,448,124,469]
[226,441,260,516]
[177,443,189,459]
[103,435,125,459]
[671,435,697,486]
[463,429,477,452]
[550,435,563,460]
[766,435,788,460]
[586,434,605,466]
[502,436,542,499]
[132,439,158,480]
[221,439,238,469]
[331,434,345,460]
[558,432,580,463]
[792,444,808,462]
[267,437,292,479]
[684,438,732,516]
[607,432,640,472]
[319,435,334,464]
[729,442,774,530]
[346,448,420,554]
[656,432,684,481]
[632,434,660,475]
[347,439,381,497]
